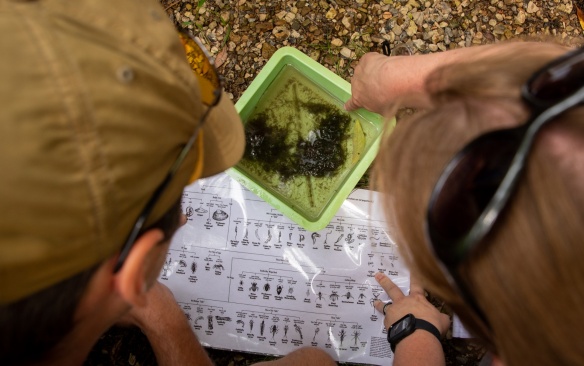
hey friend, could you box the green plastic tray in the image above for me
[228,47,392,231]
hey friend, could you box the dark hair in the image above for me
[0,199,182,365]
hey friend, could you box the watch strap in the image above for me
[389,317,441,352]
[414,318,441,342]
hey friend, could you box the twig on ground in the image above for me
[164,0,181,11]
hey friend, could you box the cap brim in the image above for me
[200,92,245,177]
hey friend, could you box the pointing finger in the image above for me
[375,272,405,301]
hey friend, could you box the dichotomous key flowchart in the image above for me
[160,172,410,365]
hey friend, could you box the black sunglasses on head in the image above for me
[426,46,584,329]
[113,29,222,273]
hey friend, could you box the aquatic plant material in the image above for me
[238,65,370,220]
[244,102,353,179]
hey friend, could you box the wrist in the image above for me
[135,302,190,337]
[388,313,442,352]
[393,327,442,353]
[383,54,433,109]
[392,330,445,366]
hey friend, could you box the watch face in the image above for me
[388,314,415,340]
[390,316,410,337]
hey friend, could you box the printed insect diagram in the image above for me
[160,172,410,365]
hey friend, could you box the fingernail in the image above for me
[374,272,384,281]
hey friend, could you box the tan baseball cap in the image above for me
[0,0,244,303]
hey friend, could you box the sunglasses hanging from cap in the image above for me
[425,46,584,332]
[113,28,223,273]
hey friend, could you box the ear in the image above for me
[114,229,165,307]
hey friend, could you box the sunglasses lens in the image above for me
[179,32,221,106]
[528,49,584,103]
[428,132,519,265]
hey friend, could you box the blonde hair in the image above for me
[374,42,584,366]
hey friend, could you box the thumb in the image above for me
[344,96,359,111]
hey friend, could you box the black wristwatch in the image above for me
[387,313,441,352]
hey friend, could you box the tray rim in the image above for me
[228,46,393,231]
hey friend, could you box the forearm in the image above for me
[346,45,479,113]
[389,42,571,109]
[377,53,435,109]
[140,308,213,366]
[393,330,445,366]
[126,283,214,366]
[348,42,551,113]
[379,44,500,109]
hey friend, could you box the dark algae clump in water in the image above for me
[243,102,352,179]
[237,65,372,220]
[244,112,293,175]
[294,102,351,177]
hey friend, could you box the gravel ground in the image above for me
[162,0,582,102]
[87,1,582,365]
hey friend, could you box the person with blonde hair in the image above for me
[346,41,584,366]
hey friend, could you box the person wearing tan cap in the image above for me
[0,1,335,365]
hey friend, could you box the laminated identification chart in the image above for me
[159,172,410,365]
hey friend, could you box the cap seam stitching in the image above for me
[21,5,106,256]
